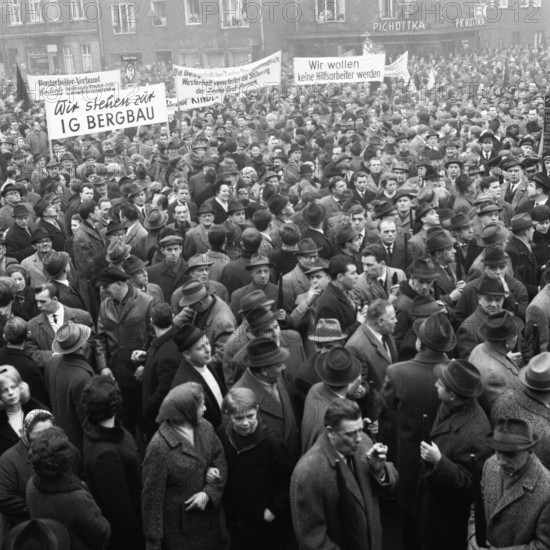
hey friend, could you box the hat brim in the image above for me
[485,432,539,452]
[179,288,208,307]
[144,211,169,229]
[238,299,275,315]
[52,326,91,355]
[247,347,290,368]
[479,316,524,340]
[105,244,132,263]
[413,318,457,352]
[434,363,483,398]
[245,261,273,270]
[518,368,550,391]
[314,353,361,386]
[184,261,214,275]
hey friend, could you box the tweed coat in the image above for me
[233,368,300,459]
[525,284,550,352]
[27,473,111,550]
[491,388,550,470]
[25,305,97,366]
[477,454,550,549]
[468,342,523,417]
[501,176,530,209]
[351,267,406,306]
[300,382,338,453]
[505,235,538,300]
[346,323,398,391]
[96,286,153,389]
[456,306,490,359]
[146,259,187,304]
[382,349,449,515]
[72,221,108,281]
[124,221,148,260]
[141,419,227,550]
[282,264,310,311]
[141,328,180,438]
[183,224,210,259]
[416,399,492,550]
[291,430,397,550]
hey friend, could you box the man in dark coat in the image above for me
[140,303,180,440]
[146,234,187,301]
[42,250,87,311]
[315,254,361,338]
[95,267,153,435]
[45,322,95,451]
[416,360,492,550]
[5,204,35,263]
[171,324,226,429]
[382,312,457,550]
[300,202,335,260]
[291,398,397,550]
[505,213,538,300]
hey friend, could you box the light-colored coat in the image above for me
[525,285,550,352]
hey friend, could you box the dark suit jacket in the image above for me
[49,280,87,311]
[171,359,227,429]
[379,234,409,272]
[506,235,538,300]
[146,259,187,303]
[316,282,359,337]
[36,218,67,252]
[301,227,335,260]
[5,224,34,263]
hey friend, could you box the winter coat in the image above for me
[26,473,110,550]
[416,399,492,550]
[73,221,108,281]
[141,419,227,550]
[82,421,144,550]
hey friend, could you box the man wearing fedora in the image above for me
[120,204,148,261]
[34,197,67,252]
[492,352,550,469]
[20,228,53,288]
[183,202,215,259]
[291,398,397,550]
[353,244,406,306]
[301,346,365,452]
[457,276,507,359]
[170,323,226,429]
[146,234,188,301]
[518,172,550,214]
[173,279,236,374]
[5,204,35,263]
[450,213,473,277]
[282,238,320,309]
[45,321,94,451]
[142,208,170,260]
[334,225,363,274]
[233,337,300,458]
[301,202,335,260]
[506,213,538,300]
[455,246,528,326]
[472,418,550,549]
[0,182,35,233]
[42,250,86,311]
[346,299,398,392]
[122,255,164,305]
[170,254,228,313]
[469,310,524,416]
[426,229,465,306]
[230,255,280,321]
[416,359,491,550]
[95,267,153,435]
[407,202,440,260]
[382,312,456,548]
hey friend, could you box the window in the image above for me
[184,0,201,24]
[379,0,396,18]
[81,44,92,71]
[220,0,248,28]
[203,50,225,67]
[6,0,22,24]
[28,0,42,23]
[70,0,84,19]
[150,0,166,25]
[111,3,136,33]
[63,45,74,73]
[315,0,345,22]
[179,50,201,66]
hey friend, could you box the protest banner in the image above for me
[384,51,410,81]
[27,69,122,102]
[172,51,281,110]
[294,54,385,85]
[44,83,168,139]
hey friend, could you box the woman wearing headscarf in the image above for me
[141,382,227,550]
[82,376,144,550]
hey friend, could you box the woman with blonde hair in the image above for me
[0,365,46,456]
[142,382,227,550]
[218,387,294,550]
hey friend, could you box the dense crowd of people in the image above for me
[0,41,548,550]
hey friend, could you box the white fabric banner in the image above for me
[384,51,410,81]
[27,70,122,102]
[44,83,168,139]
[294,54,385,85]
[172,51,281,110]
